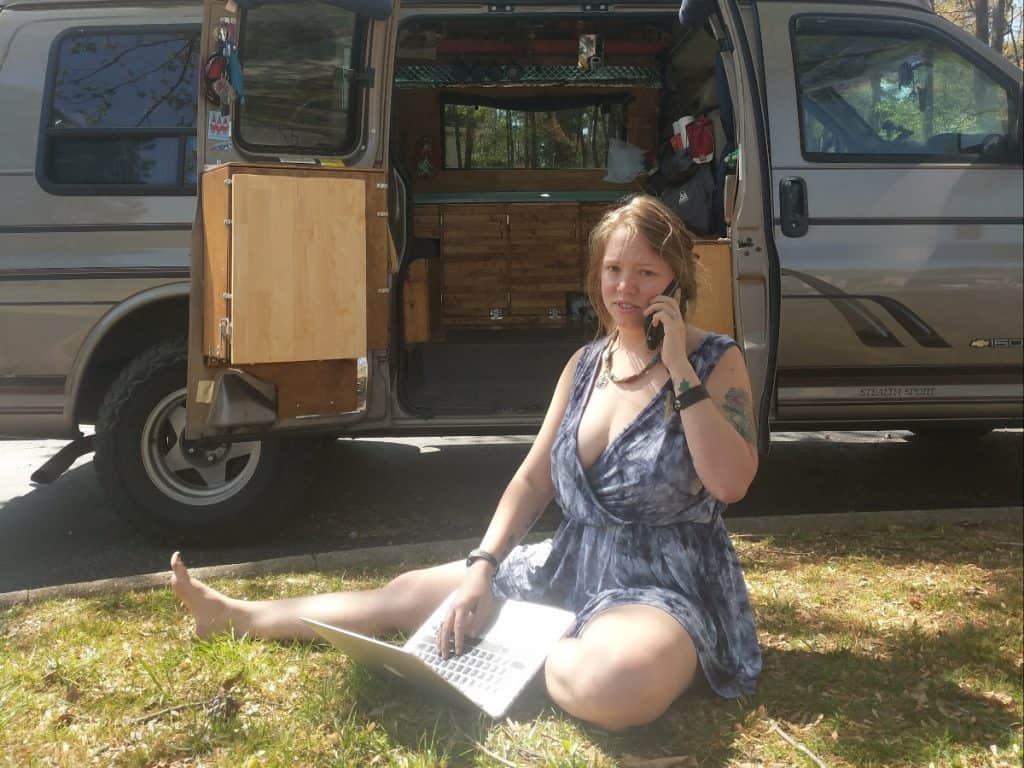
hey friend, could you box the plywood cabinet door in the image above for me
[230,173,368,364]
[440,206,509,320]
[508,204,581,322]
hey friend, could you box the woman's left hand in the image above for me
[644,289,690,380]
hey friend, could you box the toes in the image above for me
[170,551,191,587]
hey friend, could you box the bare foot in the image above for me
[170,552,246,638]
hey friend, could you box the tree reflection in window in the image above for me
[443,103,625,170]
[45,28,199,190]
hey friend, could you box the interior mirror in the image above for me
[898,60,914,88]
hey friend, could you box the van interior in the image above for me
[390,14,738,416]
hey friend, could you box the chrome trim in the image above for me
[778,383,1023,404]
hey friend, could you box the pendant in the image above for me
[595,369,610,389]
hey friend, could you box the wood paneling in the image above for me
[691,240,734,337]
[240,360,358,416]
[403,258,441,343]
[441,206,509,319]
[508,204,580,323]
[414,204,440,239]
[625,88,660,155]
[579,201,614,270]
[230,173,367,364]
[364,179,391,351]
[201,164,231,361]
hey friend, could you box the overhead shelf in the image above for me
[394,64,662,88]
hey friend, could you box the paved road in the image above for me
[1,429,1021,592]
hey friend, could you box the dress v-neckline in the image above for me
[573,334,713,476]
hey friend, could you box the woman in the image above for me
[171,194,762,731]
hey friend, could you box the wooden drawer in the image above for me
[414,204,440,239]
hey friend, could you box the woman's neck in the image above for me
[612,327,653,358]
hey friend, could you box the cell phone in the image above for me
[644,278,680,350]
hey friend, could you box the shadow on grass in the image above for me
[326,586,1021,767]
[329,618,1024,765]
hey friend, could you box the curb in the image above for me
[2,506,1020,609]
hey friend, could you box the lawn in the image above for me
[1,519,1021,767]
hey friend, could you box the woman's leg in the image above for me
[543,604,700,731]
[170,552,466,641]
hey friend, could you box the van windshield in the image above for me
[237,0,362,153]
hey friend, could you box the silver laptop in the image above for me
[301,594,576,718]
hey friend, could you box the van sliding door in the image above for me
[713,0,780,454]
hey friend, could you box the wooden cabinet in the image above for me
[440,205,509,322]
[438,202,586,327]
[508,204,581,322]
[422,200,735,336]
[201,163,389,366]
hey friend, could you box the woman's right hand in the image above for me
[436,562,495,658]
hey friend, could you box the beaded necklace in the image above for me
[594,331,661,389]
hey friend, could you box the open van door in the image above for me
[185,0,398,442]
[711,0,781,454]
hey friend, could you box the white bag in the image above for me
[603,138,646,183]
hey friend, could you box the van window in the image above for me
[42,28,199,192]
[442,101,626,170]
[236,2,362,154]
[793,20,1018,162]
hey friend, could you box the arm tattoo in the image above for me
[720,387,757,446]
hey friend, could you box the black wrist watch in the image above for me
[466,548,499,571]
[672,383,710,413]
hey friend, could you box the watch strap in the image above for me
[672,383,710,412]
[466,548,499,571]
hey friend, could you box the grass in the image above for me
[1,519,1021,767]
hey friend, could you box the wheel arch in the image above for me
[67,282,190,429]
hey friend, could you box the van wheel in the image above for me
[94,338,309,543]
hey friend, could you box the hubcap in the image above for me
[141,387,261,506]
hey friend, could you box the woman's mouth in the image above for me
[614,301,641,313]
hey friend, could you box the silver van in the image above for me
[1,0,1021,541]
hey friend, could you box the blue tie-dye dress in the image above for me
[492,332,762,698]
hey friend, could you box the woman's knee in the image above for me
[545,637,695,731]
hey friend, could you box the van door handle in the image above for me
[779,177,808,238]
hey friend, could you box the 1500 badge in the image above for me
[970,338,1023,348]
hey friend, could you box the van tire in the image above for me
[94,338,310,544]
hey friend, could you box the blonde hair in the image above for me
[586,195,701,336]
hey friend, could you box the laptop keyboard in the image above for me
[408,627,527,697]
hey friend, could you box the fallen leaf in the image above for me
[981,690,1014,707]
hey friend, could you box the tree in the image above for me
[934,0,1023,67]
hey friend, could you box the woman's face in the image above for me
[600,226,676,332]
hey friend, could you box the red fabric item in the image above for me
[685,115,715,163]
